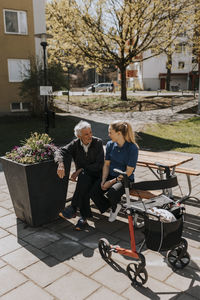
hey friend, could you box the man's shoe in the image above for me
[75,217,88,231]
[108,204,122,222]
[59,206,76,220]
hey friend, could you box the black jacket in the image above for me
[54,137,104,177]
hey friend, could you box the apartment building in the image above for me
[0,0,46,114]
[126,38,198,91]
[142,45,198,91]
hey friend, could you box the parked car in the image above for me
[88,83,113,92]
[87,84,97,92]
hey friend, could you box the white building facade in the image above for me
[126,38,198,91]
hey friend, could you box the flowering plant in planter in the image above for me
[5,132,57,164]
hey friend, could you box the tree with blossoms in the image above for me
[46,0,195,100]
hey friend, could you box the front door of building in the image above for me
[160,78,165,89]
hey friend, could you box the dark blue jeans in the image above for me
[90,176,125,213]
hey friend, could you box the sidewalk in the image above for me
[55,97,198,132]
[0,153,199,300]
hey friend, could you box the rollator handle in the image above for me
[113,168,130,188]
[113,168,127,176]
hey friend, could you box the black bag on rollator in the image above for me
[144,212,183,252]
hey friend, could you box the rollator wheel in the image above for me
[167,245,190,269]
[98,238,112,260]
[126,263,148,285]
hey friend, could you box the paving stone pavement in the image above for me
[0,151,200,299]
[0,100,200,299]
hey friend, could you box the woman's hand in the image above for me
[101,178,118,191]
[101,181,112,190]
[101,180,106,190]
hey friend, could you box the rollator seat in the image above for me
[123,194,174,213]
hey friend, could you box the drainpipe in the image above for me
[198,60,200,114]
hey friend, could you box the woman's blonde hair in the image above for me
[110,120,138,146]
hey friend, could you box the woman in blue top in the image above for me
[90,120,138,222]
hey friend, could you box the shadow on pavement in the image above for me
[14,207,200,299]
[103,251,200,299]
[185,198,200,208]
[183,213,200,243]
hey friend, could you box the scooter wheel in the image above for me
[127,263,148,285]
[98,238,112,260]
[167,246,190,269]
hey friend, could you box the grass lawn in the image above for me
[139,117,200,153]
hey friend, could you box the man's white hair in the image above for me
[74,120,91,137]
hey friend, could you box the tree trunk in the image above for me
[198,60,200,114]
[166,54,172,91]
[120,66,127,101]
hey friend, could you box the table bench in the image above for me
[129,189,161,199]
[137,162,200,201]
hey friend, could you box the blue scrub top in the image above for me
[105,141,138,181]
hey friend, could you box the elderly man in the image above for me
[55,120,104,230]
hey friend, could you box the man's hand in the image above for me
[70,168,83,182]
[57,163,65,179]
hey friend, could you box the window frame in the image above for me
[175,43,186,53]
[8,59,30,82]
[178,61,185,69]
[10,102,31,112]
[3,9,28,35]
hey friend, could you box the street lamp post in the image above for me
[35,33,52,133]
[67,64,70,112]
[198,60,200,114]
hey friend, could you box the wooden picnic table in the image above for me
[137,150,194,201]
[138,150,193,169]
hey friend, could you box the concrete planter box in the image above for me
[0,157,71,227]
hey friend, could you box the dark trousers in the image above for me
[71,170,100,219]
[90,178,125,213]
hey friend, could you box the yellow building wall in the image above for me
[0,0,35,113]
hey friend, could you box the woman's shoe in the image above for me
[108,204,122,222]
[59,206,76,220]
[75,217,88,231]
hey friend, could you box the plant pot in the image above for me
[0,156,71,227]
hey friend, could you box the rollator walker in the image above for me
[98,166,190,285]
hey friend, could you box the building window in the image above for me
[192,57,197,64]
[4,9,28,35]
[8,59,30,82]
[175,43,186,53]
[178,61,185,69]
[10,102,31,112]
